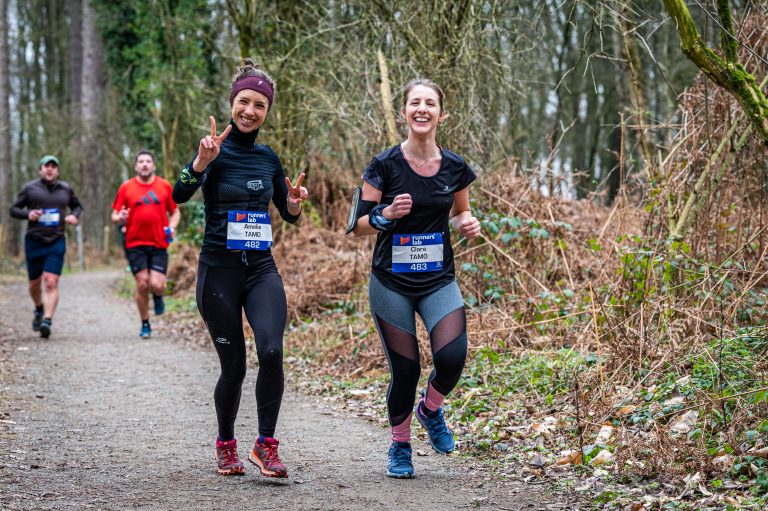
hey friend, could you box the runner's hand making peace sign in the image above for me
[285,172,308,208]
[193,116,232,172]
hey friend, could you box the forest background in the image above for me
[1,0,768,509]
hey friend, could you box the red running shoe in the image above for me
[215,438,245,476]
[249,437,288,478]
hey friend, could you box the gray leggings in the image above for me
[369,274,468,426]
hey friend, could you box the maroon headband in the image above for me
[229,76,274,108]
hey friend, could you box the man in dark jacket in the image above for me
[10,155,83,338]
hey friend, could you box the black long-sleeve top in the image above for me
[10,178,84,244]
[173,120,299,264]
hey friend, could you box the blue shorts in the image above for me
[25,236,66,280]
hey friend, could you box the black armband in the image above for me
[345,186,378,234]
[368,204,395,231]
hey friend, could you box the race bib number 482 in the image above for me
[226,210,273,250]
[391,233,444,273]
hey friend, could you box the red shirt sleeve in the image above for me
[111,183,126,212]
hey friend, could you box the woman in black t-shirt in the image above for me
[352,79,481,478]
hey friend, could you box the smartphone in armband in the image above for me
[345,186,362,235]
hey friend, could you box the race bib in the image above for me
[38,208,61,227]
[226,210,273,250]
[392,233,444,273]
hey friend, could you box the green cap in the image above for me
[38,154,60,166]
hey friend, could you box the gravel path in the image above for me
[0,270,576,510]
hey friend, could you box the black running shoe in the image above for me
[153,294,165,316]
[39,319,52,339]
[32,309,43,331]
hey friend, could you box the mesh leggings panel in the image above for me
[374,314,420,427]
[427,308,468,395]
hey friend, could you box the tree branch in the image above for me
[664,0,768,144]
[716,0,739,62]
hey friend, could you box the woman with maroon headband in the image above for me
[173,59,307,478]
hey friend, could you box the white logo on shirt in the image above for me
[247,180,263,191]
[215,337,230,344]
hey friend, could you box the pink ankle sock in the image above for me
[392,412,412,443]
[423,383,446,411]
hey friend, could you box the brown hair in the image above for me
[401,79,445,113]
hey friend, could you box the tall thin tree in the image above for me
[0,0,13,255]
[79,0,105,245]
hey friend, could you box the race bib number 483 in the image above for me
[391,233,444,273]
[226,210,273,250]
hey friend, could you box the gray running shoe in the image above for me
[32,309,43,331]
[39,319,51,339]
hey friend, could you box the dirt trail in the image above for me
[0,271,577,510]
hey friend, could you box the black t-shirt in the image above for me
[363,144,476,296]
[10,178,84,244]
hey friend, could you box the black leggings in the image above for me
[196,259,287,439]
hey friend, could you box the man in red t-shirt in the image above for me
[111,150,180,338]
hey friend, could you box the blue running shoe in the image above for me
[153,294,165,316]
[387,442,414,479]
[416,399,455,454]
[139,323,152,339]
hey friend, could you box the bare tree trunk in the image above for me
[43,0,66,102]
[79,0,105,246]
[226,0,257,58]
[605,12,626,205]
[605,117,623,205]
[0,0,13,255]
[377,50,398,147]
[68,0,82,114]
[618,4,655,180]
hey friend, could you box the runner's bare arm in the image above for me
[449,188,480,239]
[168,208,181,230]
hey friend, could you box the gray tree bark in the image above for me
[0,0,13,255]
[79,0,105,245]
[68,0,82,114]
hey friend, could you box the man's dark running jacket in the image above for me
[172,121,299,263]
[10,178,84,244]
